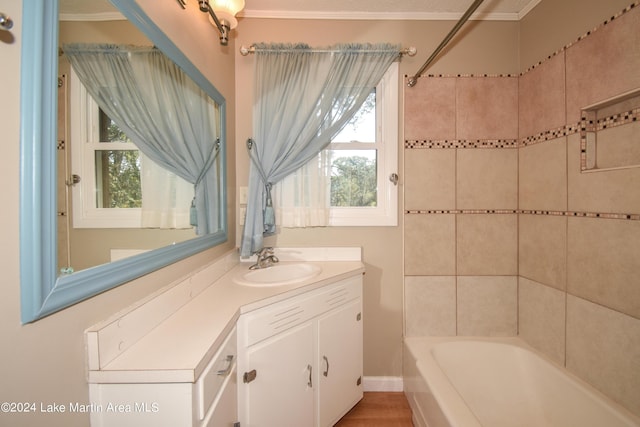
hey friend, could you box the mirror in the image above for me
[20,0,228,323]
[58,6,200,272]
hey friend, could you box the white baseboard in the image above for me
[362,376,404,392]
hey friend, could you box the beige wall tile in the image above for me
[519,214,567,290]
[567,217,640,319]
[519,52,566,139]
[404,77,456,141]
[457,214,518,276]
[457,276,518,336]
[565,7,640,124]
[567,134,640,214]
[519,138,567,211]
[405,276,456,336]
[404,149,455,210]
[457,148,518,209]
[566,295,640,417]
[404,214,456,275]
[518,277,566,365]
[456,77,519,140]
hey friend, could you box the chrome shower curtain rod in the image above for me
[407,0,485,87]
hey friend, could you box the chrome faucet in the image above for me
[249,247,279,270]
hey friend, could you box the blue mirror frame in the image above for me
[20,0,228,323]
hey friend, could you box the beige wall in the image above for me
[0,1,236,426]
[404,0,640,417]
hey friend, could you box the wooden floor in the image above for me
[334,392,413,426]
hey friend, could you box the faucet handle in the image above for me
[255,246,274,258]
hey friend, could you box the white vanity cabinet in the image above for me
[89,327,238,427]
[237,274,363,427]
[86,249,365,427]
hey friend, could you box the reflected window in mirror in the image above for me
[69,68,195,229]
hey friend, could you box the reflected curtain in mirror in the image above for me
[240,43,400,257]
[64,44,221,234]
[140,152,194,228]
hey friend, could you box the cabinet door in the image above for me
[317,299,363,427]
[240,322,315,427]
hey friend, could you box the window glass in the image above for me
[329,90,380,208]
[94,109,141,209]
[331,91,376,144]
[94,150,141,208]
[329,149,378,207]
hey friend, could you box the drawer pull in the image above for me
[307,364,313,388]
[217,355,235,376]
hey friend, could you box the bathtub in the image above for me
[403,337,640,427]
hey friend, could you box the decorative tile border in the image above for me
[582,108,639,133]
[404,126,585,149]
[411,73,519,78]
[405,209,518,215]
[405,139,518,149]
[405,109,636,151]
[520,209,640,221]
[404,209,640,221]
[593,107,640,131]
[518,123,581,147]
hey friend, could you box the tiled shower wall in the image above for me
[403,2,640,416]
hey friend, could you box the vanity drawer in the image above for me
[240,275,362,347]
[195,327,237,421]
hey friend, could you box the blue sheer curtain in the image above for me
[64,44,221,234]
[240,43,399,257]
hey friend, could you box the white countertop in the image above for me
[87,257,364,384]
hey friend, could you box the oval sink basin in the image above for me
[234,263,322,287]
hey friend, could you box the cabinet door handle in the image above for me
[307,364,313,388]
[217,355,235,376]
[323,355,329,377]
[243,369,257,383]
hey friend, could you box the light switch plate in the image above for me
[239,186,248,204]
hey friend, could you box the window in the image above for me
[328,62,398,226]
[69,69,193,228]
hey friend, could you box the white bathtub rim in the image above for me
[404,336,640,427]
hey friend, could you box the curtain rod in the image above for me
[240,44,417,57]
[407,0,485,87]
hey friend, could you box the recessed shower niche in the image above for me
[581,87,640,172]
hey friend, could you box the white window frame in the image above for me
[328,62,398,226]
[70,68,142,228]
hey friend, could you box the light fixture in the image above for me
[198,0,245,46]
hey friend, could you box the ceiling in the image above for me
[60,0,542,21]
